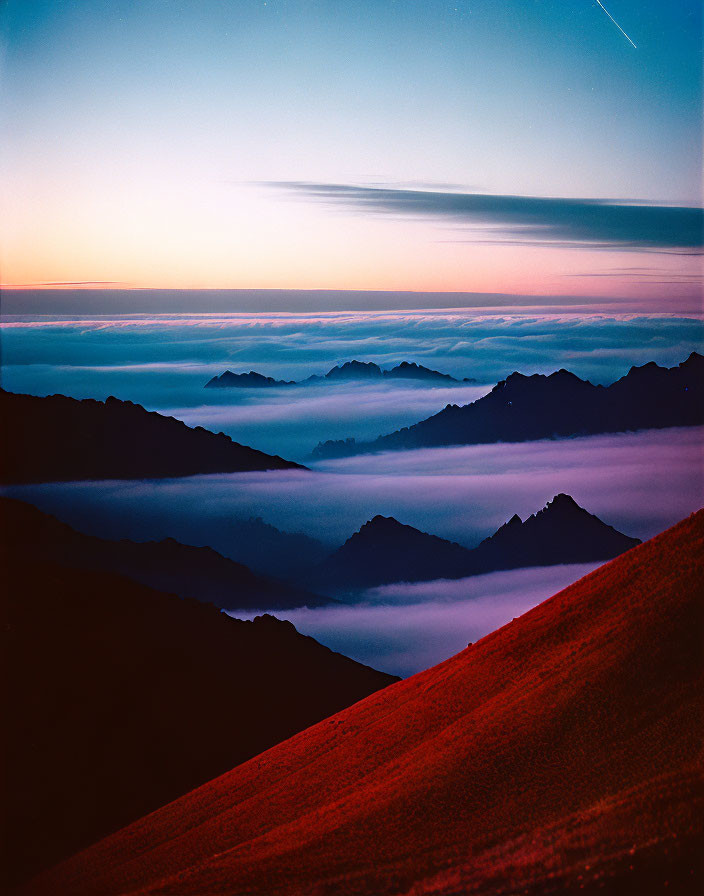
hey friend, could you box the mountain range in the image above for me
[308,494,640,591]
[205,359,475,388]
[1,536,396,890]
[22,510,703,896]
[174,512,331,580]
[0,498,329,610]
[0,389,302,483]
[313,351,704,457]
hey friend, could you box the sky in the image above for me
[1,0,702,307]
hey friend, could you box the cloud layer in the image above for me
[2,311,701,460]
[271,183,704,252]
[6,427,701,557]
[231,563,602,676]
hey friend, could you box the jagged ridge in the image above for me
[309,493,640,590]
[313,352,704,457]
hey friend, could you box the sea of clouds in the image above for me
[2,309,701,674]
[1,310,702,460]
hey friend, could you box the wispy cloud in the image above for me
[267,182,704,252]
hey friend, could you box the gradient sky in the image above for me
[1,1,702,305]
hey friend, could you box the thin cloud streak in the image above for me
[267,182,704,252]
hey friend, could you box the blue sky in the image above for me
[1,1,701,301]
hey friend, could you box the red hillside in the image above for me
[21,510,704,896]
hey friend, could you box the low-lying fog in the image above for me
[3,310,701,676]
[5,426,701,674]
[8,426,700,550]
[229,563,601,677]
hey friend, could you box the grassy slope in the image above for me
[20,510,704,896]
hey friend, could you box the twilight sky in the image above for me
[1,1,702,305]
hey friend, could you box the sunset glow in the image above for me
[1,1,701,309]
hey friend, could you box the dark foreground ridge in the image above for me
[0,389,303,483]
[1,531,397,890]
[206,359,475,388]
[309,493,640,590]
[313,351,704,457]
[22,510,704,896]
[0,498,332,610]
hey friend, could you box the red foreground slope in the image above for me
[22,511,704,896]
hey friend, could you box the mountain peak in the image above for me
[358,515,404,534]
[474,494,640,573]
[393,361,419,370]
[682,351,703,369]
[544,493,581,512]
[325,360,382,379]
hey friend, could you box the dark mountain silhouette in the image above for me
[204,360,474,388]
[0,498,332,610]
[24,500,331,583]
[26,511,703,896]
[383,360,475,382]
[205,370,296,388]
[313,352,704,457]
[321,359,383,380]
[206,514,330,580]
[310,494,640,590]
[469,492,641,572]
[312,514,473,589]
[1,540,397,891]
[0,389,302,483]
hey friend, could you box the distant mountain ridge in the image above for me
[205,359,475,388]
[0,389,302,483]
[0,498,331,610]
[312,352,704,457]
[309,494,640,590]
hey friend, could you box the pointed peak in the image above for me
[682,351,704,367]
[325,360,382,379]
[544,493,581,512]
[352,515,415,541]
[363,514,401,528]
[490,513,523,536]
[340,360,377,369]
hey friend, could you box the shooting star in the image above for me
[595,1,637,48]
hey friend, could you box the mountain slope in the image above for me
[0,497,331,610]
[23,509,703,896]
[1,548,396,892]
[310,494,640,590]
[312,513,473,589]
[313,352,704,456]
[0,389,302,483]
